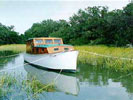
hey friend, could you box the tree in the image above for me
[0,23,21,45]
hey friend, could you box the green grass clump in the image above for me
[75,45,133,72]
[0,50,18,57]
[0,75,17,87]
[23,76,55,94]
[0,75,17,98]
[0,74,55,99]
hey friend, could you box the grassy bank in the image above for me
[0,44,26,53]
[0,44,132,72]
[75,45,133,72]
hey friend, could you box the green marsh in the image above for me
[0,44,133,100]
[75,45,133,72]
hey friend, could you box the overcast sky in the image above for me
[0,0,131,34]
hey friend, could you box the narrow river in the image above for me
[0,53,133,100]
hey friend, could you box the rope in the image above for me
[0,55,49,73]
[80,50,133,80]
[9,69,63,99]
[80,50,133,61]
[0,56,63,99]
[32,69,63,97]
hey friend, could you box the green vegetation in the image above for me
[0,44,26,64]
[0,3,132,46]
[0,44,26,53]
[75,45,133,72]
[0,44,132,99]
[24,3,133,46]
[0,24,23,45]
[0,74,55,99]
[0,2,132,100]
[0,51,17,57]
[0,44,132,72]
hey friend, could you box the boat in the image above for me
[24,37,79,71]
[24,64,79,95]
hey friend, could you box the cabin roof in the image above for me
[27,37,62,41]
[35,44,72,48]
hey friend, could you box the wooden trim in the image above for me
[26,37,73,54]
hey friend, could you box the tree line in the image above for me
[0,24,24,44]
[0,3,132,46]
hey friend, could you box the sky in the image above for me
[0,0,131,34]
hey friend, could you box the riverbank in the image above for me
[0,44,133,72]
[75,45,133,72]
[0,44,26,53]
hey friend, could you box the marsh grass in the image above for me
[0,74,55,99]
[0,50,19,65]
[75,45,133,72]
[0,45,26,63]
[0,44,26,53]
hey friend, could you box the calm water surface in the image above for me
[0,53,133,100]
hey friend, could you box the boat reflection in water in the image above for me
[24,64,80,96]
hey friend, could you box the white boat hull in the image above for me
[24,51,79,71]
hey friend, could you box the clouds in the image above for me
[0,0,129,34]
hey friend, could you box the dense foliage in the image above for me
[0,24,23,45]
[24,3,133,46]
[0,3,132,46]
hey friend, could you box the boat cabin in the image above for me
[26,37,74,54]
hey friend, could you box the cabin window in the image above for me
[54,48,59,51]
[35,39,43,43]
[54,39,61,44]
[45,39,53,44]
[64,48,69,51]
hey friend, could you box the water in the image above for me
[0,53,133,100]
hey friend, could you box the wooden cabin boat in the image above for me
[24,37,79,71]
